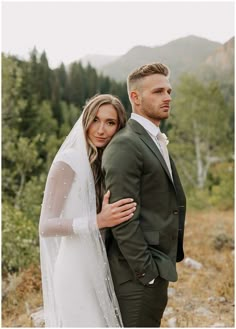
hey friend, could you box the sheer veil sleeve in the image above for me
[39,161,75,237]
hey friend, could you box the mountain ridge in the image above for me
[79,35,234,83]
[100,35,222,82]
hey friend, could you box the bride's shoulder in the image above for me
[56,148,78,161]
[53,149,80,173]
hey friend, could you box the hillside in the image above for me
[197,37,234,82]
[205,37,234,70]
[99,35,222,82]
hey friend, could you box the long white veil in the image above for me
[39,113,123,327]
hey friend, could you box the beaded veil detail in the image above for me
[39,113,123,327]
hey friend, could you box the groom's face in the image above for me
[134,74,172,126]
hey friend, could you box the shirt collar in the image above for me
[131,113,160,137]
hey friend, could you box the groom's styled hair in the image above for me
[127,62,170,97]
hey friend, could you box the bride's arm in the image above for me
[39,161,137,238]
[39,161,76,237]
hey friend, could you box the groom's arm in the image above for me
[102,135,159,285]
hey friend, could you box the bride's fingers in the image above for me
[111,202,136,214]
[113,207,136,220]
[102,190,110,205]
[116,212,134,224]
[119,207,136,217]
[108,209,135,227]
[113,198,134,207]
[116,202,137,213]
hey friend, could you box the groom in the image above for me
[102,62,186,327]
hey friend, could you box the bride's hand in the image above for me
[97,190,136,229]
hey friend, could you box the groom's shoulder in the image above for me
[104,124,139,158]
[112,120,137,142]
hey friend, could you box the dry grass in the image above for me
[2,265,43,327]
[2,209,234,327]
[162,208,234,327]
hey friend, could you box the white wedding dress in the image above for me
[39,115,122,327]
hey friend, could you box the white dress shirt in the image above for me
[130,113,162,151]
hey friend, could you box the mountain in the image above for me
[99,35,222,82]
[197,37,234,81]
[196,36,234,105]
[205,37,234,69]
[80,54,119,70]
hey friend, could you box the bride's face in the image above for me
[87,104,119,148]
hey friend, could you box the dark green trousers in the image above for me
[113,276,169,327]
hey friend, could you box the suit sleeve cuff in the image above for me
[136,269,159,286]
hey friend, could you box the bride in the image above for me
[39,94,136,327]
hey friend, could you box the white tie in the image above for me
[156,132,173,180]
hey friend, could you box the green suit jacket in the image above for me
[102,119,186,285]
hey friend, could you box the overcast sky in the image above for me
[2,1,235,68]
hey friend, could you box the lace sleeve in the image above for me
[39,161,78,237]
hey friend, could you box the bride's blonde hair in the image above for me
[82,94,127,211]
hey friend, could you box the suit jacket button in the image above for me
[173,209,179,215]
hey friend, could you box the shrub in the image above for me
[208,162,234,210]
[186,162,234,210]
[18,174,45,224]
[2,202,39,274]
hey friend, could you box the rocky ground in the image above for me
[162,209,234,328]
[2,209,234,327]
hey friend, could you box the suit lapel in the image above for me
[128,119,174,184]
